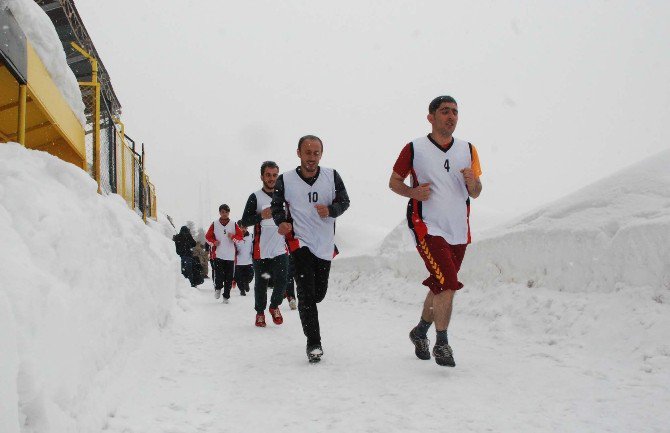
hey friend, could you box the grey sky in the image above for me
[74,0,670,248]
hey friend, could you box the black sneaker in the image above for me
[432,343,456,367]
[409,328,431,360]
[306,343,323,363]
[240,290,246,296]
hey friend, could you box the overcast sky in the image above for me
[74,0,670,251]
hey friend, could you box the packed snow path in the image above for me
[103,279,667,433]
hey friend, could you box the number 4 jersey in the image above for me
[272,166,350,261]
[393,135,482,246]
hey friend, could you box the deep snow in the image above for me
[2,0,87,125]
[0,144,188,433]
[1,144,669,432]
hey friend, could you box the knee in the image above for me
[314,286,328,303]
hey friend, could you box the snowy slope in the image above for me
[460,148,670,293]
[2,0,86,125]
[0,144,190,433]
[2,144,669,433]
[97,149,670,433]
[326,149,670,431]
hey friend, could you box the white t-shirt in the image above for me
[253,189,288,259]
[212,218,237,260]
[235,232,254,266]
[395,135,479,245]
[282,167,337,261]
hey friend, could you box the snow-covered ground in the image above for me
[0,144,188,433]
[2,0,86,125]
[1,144,669,432]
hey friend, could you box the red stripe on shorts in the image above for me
[416,235,467,294]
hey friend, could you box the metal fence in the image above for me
[80,79,157,220]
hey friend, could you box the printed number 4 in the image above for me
[308,192,319,203]
[444,159,450,172]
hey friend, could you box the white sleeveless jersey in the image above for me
[411,136,472,245]
[235,232,254,266]
[253,190,288,259]
[213,219,237,260]
[283,167,337,261]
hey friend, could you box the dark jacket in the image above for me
[173,226,196,256]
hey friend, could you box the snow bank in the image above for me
[460,149,670,293]
[0,144,189,432]
[2,0,86,126]
[147,211,177,240]
[331,149,670,401]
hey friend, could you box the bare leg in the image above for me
[432,290,456,331]
[421,291,435,323]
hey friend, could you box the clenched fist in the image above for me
[411,183,431,201]
[277,222,293,236]
[460,168,477,191]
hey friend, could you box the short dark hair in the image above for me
[219,204,230,212]
[297,135,323,152]
[260,160,279,176]
[429,95,458,114]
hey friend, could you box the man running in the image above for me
[239,161,291,327]
[205,204,243,303]
[389,95,482,367]
[272,135,350,362]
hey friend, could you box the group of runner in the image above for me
[203,95,482,366]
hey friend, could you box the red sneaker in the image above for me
[268,307,283,325]
[255,313,266,327]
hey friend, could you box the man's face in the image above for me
[428,102,459,136]
[261,167,279,190]
[297,139,322,175]
[219,209,230,219]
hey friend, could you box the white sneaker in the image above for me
[222,297,229,304]
[289,298,297,310]
[214,289,221,299]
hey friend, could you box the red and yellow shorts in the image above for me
[416,234,467,294]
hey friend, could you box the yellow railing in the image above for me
[1,11,158,221]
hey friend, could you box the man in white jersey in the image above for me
[239,161,292,328]
[272,135,350,363]
[389,95,483,367]
[205,204,244,303]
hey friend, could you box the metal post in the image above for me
[120,142,126,200]
[17,84,27,145]
[141,143,147,222]
[131,141,136,209]
[71,42,101,193]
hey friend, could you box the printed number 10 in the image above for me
[308,192,319,203]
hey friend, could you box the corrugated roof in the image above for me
[35,0,122,116]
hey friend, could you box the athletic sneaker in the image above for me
[240,290,246,296]
[432,343,456,367]
[409,328,431,360]
[214,289,221,299]
[306,343,323,363]
[255,313,266,327]
[288,298,297,310]
[221,297,229,304]
[269,307,283,325]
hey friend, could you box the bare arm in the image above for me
[468,178,483,198]
[460,168,482,199]
[389,172,430,201]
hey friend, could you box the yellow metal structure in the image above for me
[17,84,27,144]
[1,43,85,168]
[71,42,101,192]
[1,39,159,222]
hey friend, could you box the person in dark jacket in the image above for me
[173,225,199,287]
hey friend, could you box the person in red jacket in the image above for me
[205,204,244,303]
